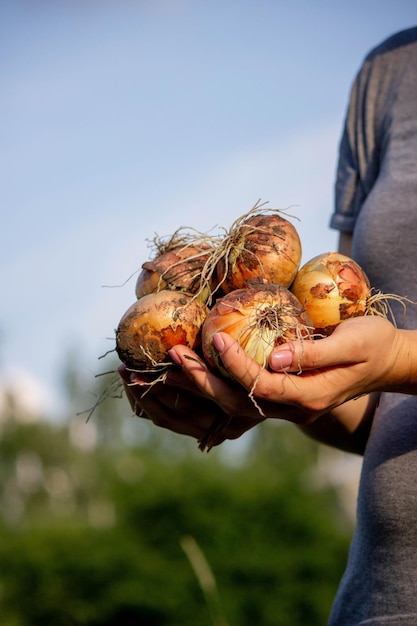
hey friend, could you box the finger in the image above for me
[118,367,145,415]
[164,367,207,397]
[170,339,301,410]
[209,332,276,396]
[169,344,264,417]
[170,342,325,425]
[206,332,336,413]
[269,318,367,373]
[169,345,235,398]
[138,392,206,440]
[119,358,240,444]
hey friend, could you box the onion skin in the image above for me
[217,213,302,294]
[202,283,312,377]
[291,252,371,336]
[116,291,209,369]
[135,245,212,299]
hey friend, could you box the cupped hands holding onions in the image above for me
[113,200,415,451]
[165,313,417,449]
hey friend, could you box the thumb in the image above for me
[269,332,353,373]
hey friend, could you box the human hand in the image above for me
[118,363,265,450]
[119,315,410,449]
[171,316,403,418]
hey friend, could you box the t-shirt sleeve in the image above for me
[329,120,366,233]
[328,31,410,234]
[329,53,379,234]
[329,69,367,234]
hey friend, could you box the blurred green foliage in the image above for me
[0,360,354,625]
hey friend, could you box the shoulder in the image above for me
[364,26,417,63]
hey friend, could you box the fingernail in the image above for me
[212,333,225,353]
[168,349,183,366]
[270,348,293,370]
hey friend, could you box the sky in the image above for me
[1,0,417,417]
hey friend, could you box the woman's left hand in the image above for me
[118,363,266,450]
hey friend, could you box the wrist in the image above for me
[383,329,417,394]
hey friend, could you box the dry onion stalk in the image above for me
[291,252,412,336]
[116,290,209,370]
[198,200,302,304]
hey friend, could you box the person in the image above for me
[119,26,417,625]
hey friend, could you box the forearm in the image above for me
[297,392,379,455]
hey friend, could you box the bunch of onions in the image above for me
[206,201,302,297]
[110,204,416,452]
[116,290,209,370]
[291,251,399,336]
[202,283,313,378]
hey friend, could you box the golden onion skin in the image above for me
[217,214,302,294]
[116,290,209,369]
[135,245,212,299]
[201,283,312,376]
[291,252,371,336]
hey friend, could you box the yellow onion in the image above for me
[291,252,372,336]
[201,283,312,377]
[135,243,214,300]
[116,290,209,370]
[215,210,302,294]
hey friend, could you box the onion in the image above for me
[291,252,382,336]
[214,204,302,294]
[135,243,213,300]
[201,283,313,377]
[116,290,209,370]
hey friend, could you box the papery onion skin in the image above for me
[116,290,209,369]
[291,252,371,336]
[135,244,213,299]
[201,283,312,377]
[217,213,302,294]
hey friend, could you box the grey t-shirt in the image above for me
[328,27,417,626]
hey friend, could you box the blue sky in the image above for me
[1,0,416,415]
